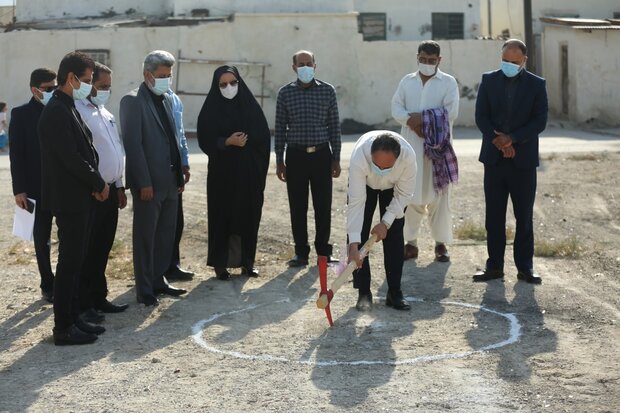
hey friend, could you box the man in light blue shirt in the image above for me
[165,89,194,280]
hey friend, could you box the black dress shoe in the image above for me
[214,267,231,281]
[75,317,106,335]
[472,268,505,282]
[54,324,98,346]
[355,291,373,312]
[165,266,194,281]
[94,299,129,313]
[41,289,54,303]
[386,290,411,311]
[326,256,339,264]
[517,270,542,284]
[242,267,259,277]
[80,308,105,324]
[154,285,187,297]
[287,255,309,267]
[137,295,159,306]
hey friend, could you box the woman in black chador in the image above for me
[197,66,270,280]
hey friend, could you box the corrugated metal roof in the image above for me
[540,16,620,31]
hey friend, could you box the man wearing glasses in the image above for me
[9,68,58,303]
[392,41,460,263]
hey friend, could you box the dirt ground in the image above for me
[0,143,619,412]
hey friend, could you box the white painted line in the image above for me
[191,297,521,366]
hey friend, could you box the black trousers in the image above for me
[80,186,119,310]
[484,159,537,272]
[168,193,184,270]
[285,146,333,257]
[33,206,54,292]
[353,186,405,293]
[53,208,92,331]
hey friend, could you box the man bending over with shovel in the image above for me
[347,131,417,311]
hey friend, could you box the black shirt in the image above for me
[502,71,523,133]
[145,85,180,173]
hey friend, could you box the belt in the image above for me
[287,142,329,153]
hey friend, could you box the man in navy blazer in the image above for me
[9,68,58,302]
[474,39,548,284]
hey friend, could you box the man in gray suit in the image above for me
[120,50,187,306]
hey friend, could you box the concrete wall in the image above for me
[0,13,503,132]
[0,6,15,26]
[354,0,481,40]
[542,26,620,126]
[481,0,620,38]
[16,0,172,21]
[174,0,354,16]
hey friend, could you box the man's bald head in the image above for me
[502,39,527,56]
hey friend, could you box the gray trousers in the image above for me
[131,172,178,299]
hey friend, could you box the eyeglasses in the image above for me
[38,86,58,93]
[219,79,239,89]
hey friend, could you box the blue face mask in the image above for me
[500,61,522,78]
[297,66,315,83]
[371,163,393,177]
[72,76,92,101]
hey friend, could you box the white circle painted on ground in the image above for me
[191,297,521,366]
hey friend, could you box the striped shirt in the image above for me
[274,79,341,164]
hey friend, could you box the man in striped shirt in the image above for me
[275,50,341,267]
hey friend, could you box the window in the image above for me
[77,49,111,67]
[358,13,386,41]
[431,13,464,40]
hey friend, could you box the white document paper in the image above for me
[12,198,36,241]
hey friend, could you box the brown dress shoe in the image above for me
[404,244,419,260]
[434,244,450,262]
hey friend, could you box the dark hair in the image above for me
[502,39,527,55]
[57,51,95,85]
[418,40,441,56]
[0,102,6,112]
[30,68,56,88]
[371,133,401,158]
[292,50,315,65]
[93,62,112,82]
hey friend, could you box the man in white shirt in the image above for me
[392,41,460,262]
[347,131,417,311]
[76,62,129,317]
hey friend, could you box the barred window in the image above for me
[431,13,464,40]
[77,49,111,67]
[358,13,387,41]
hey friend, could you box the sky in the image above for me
[0,0,14,6]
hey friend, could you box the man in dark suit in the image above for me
[120,50,187,306]
[39,52,110,345]
[474,39,548,284]
[9,68,57,302]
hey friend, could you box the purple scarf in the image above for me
[422,107,459,193]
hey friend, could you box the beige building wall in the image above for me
[0,13,503,130]
[0,6,14,26]
[542,25,620,126]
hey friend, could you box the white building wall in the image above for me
[16,0,172,22]
[173,0,354,16]
[354,0,482,40]
[542,26,620,126]
[0,13,503,131]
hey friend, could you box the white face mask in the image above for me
[418,62,437,77]
[38,90,54,105]
[220,84,238,100]
[72,76,92,101]
[91,89,110,106]
[148,74,171,96]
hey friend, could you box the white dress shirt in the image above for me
[347,130,417,244]
[76,99,124,187]
[391,69,459,205]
